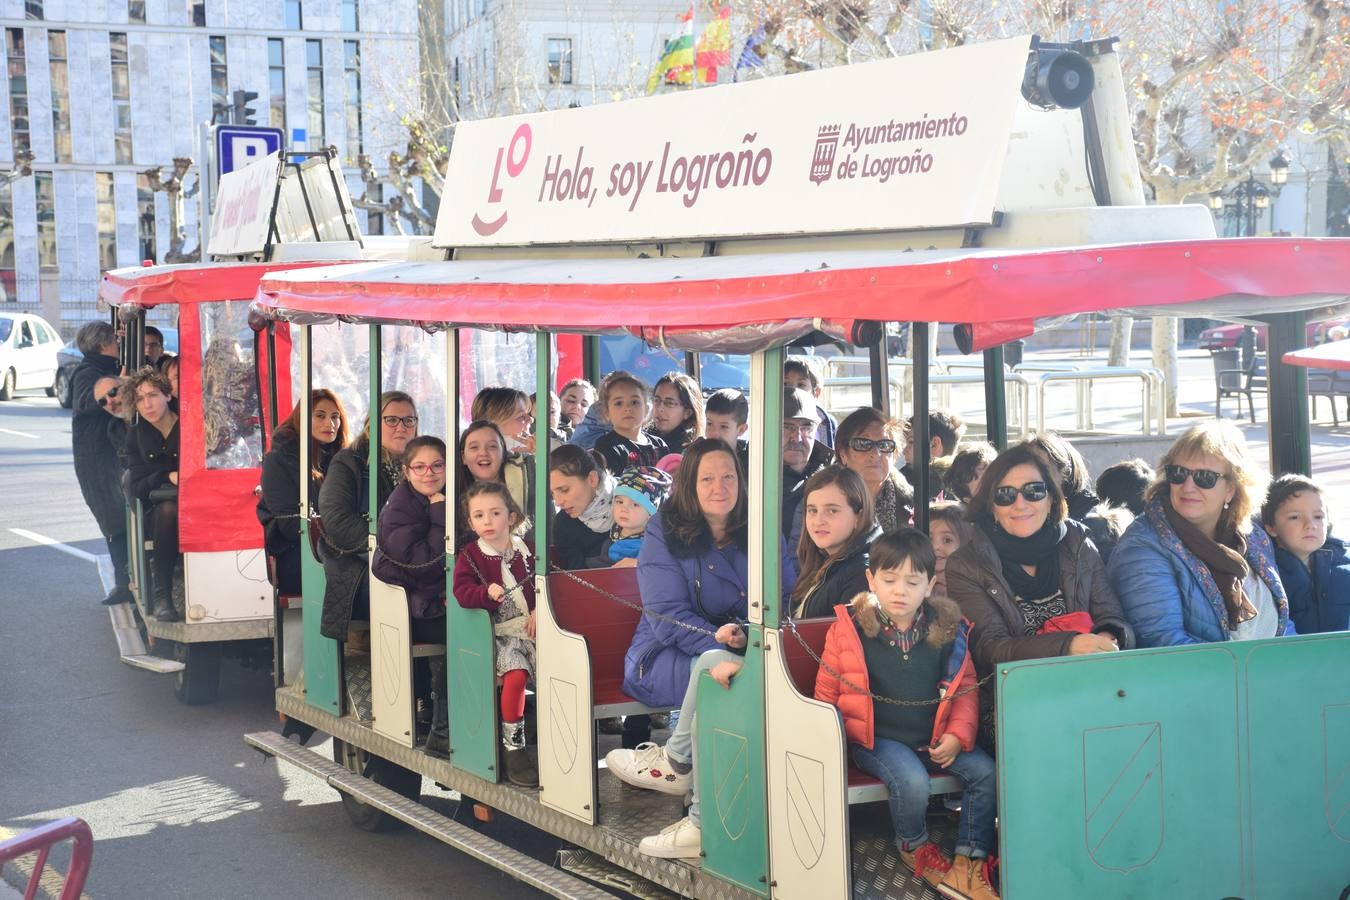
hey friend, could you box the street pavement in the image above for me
[2,347,1347,899]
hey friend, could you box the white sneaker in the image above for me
[638,816,701,859]
[604,742,691,796]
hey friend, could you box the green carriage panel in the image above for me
[447,588,499,781]
[697,633,770,898]
[997,646,1246,899]
[300,519,341,715]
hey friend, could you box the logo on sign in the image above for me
[811,125,839,185]
[472,123,532,237]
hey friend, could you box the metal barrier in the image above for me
[821,372,1031,436]
[1019,366,1167,435]
[0,817,94,900]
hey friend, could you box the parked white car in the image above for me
[0,313,62,400]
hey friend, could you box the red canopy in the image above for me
[1283,338,1350,372]
[102,260,341,308]
[253,238,1350,348]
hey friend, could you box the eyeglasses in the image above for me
[1165,465,1225,490]
[992,481,1049,506]
[847,437,896,455]
[408,460,446,475]
[654,396,686,410]
[382,415,419,429]
[97,386,120,408]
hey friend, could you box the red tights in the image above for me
[500,669,528,723]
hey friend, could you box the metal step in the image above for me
[558,848,680,900]
[108,602,183,673]
[244,731,619,900]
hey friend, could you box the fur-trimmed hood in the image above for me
[849,591,962,646]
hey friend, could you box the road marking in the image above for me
[8,528,100,563]
[0,427,38,439]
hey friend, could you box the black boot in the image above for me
[425,682,449,758]
[501,721,537,787]
[154,586,181,622]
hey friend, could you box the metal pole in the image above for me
[983,346,1008,450]
[1264,311,1311,476]
[868,328,890,416]
[1246,172,1256,238]
[912,321,930,534]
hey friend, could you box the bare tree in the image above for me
[142,157,201,264]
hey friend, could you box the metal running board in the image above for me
[244,731,618,900]
[109,602,183,673]
[557,849,680,900]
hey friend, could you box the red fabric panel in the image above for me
[102,260,340,309]
[177,306,266,554]
[256,238,1350,330]
[555,334,583,390]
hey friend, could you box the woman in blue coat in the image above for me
[622,437,797,709]
[1109,422,1292,646]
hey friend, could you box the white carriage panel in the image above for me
[535,576,597,825]
[763,628,851,899]
[370,576,415,748]
[282,606,303,685]
[182,549,272,622]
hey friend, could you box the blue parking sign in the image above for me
[215,125,285,176]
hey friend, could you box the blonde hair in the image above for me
[1146,421,1262,535]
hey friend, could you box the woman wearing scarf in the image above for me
[945,442,1134,750]
[1108,422,1291,646]
[547,444,616,570]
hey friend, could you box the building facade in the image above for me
[0,0,417,331]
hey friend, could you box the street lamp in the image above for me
[1209,150,1291,236]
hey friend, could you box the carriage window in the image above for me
[200,301,264,469]
[383,326,448,441]
[295,322,371,433]
[460,329,537,429]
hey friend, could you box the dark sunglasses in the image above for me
[96,386,120,408]
[382,415,419,429]
[992,481,1049,506]
[1165,464,1225,490]
[847,437,897,455]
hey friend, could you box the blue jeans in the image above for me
[850,736,997,858]
[666,648,740,828]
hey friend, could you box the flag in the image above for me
[735,24,766,76]
[695,5,732,84]
[646,6,695,94]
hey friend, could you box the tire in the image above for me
[173,641,222,705]
[54,369,70,407]
[0,369,14,401]
[331,739,421,832]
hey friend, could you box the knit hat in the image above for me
[613,465,672,515]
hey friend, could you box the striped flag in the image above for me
[695,5,732,84]
[646,6,695,94]
[735,24,766,76]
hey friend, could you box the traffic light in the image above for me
[232,89,260,125]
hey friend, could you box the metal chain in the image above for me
[780,616,995,707]
[462,542,535,604]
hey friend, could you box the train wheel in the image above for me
[173,641,222,705]
[331,739,421,832]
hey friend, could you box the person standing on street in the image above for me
[71,321,132,606]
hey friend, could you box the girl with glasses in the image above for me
[945,442,1134,752]
[1109,422,1291,647]
[317,390,418,642]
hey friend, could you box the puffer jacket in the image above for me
[1274,535,1350,634]
[316,444,396,640]
[372,481,448,620]
[789,524,881,620]
[946,518,1136,671]
[813,596,979,752]
[1109,499,1292,647]
[621,511,797,708]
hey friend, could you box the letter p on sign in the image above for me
[230,135,272,168]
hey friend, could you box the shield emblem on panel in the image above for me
[1083,722,1164,872]
[378,623,401,706]
[785,752,826,868]
[456,648,484,736]
[549,677,579,775]
[713,729,750,840]
[1324,703,1350,840]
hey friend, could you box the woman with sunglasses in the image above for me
[1108,422,1291,647]
[832,407,914,532]
[945,442,1134,749]
[316,390,418,641]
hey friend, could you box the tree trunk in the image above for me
[1108,316,1133,366]
[1151,316,1179,418]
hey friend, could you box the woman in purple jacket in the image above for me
[372,436,448,643]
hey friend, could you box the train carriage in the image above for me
[243,35,1350,899]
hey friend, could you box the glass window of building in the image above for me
[209,35,227,121]
[285,0,303,30]
[268,38,286,130]
[128,1,146,24]
[6,29,29,158]
[110,33,133,164]
[341,0,358,32]
[0,180,14,299]
[306,39,324,148]
[48,31,71,163]
[95,172,117,272]
[34,171,55,269]
[24,1,41,20]
[343,40,361,164]
[189,0,205,26]
[547,38,572,85]
[136,174,157,263]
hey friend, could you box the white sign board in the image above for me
[207,151,280,257]
[435,35,1033,248]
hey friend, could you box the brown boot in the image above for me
[501,721,538,787]
[899,842,951,890]
[938,854,1000,900]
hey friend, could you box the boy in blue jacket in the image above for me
[1261,474,1350,634]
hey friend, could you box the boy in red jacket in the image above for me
[815,528,998,900]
